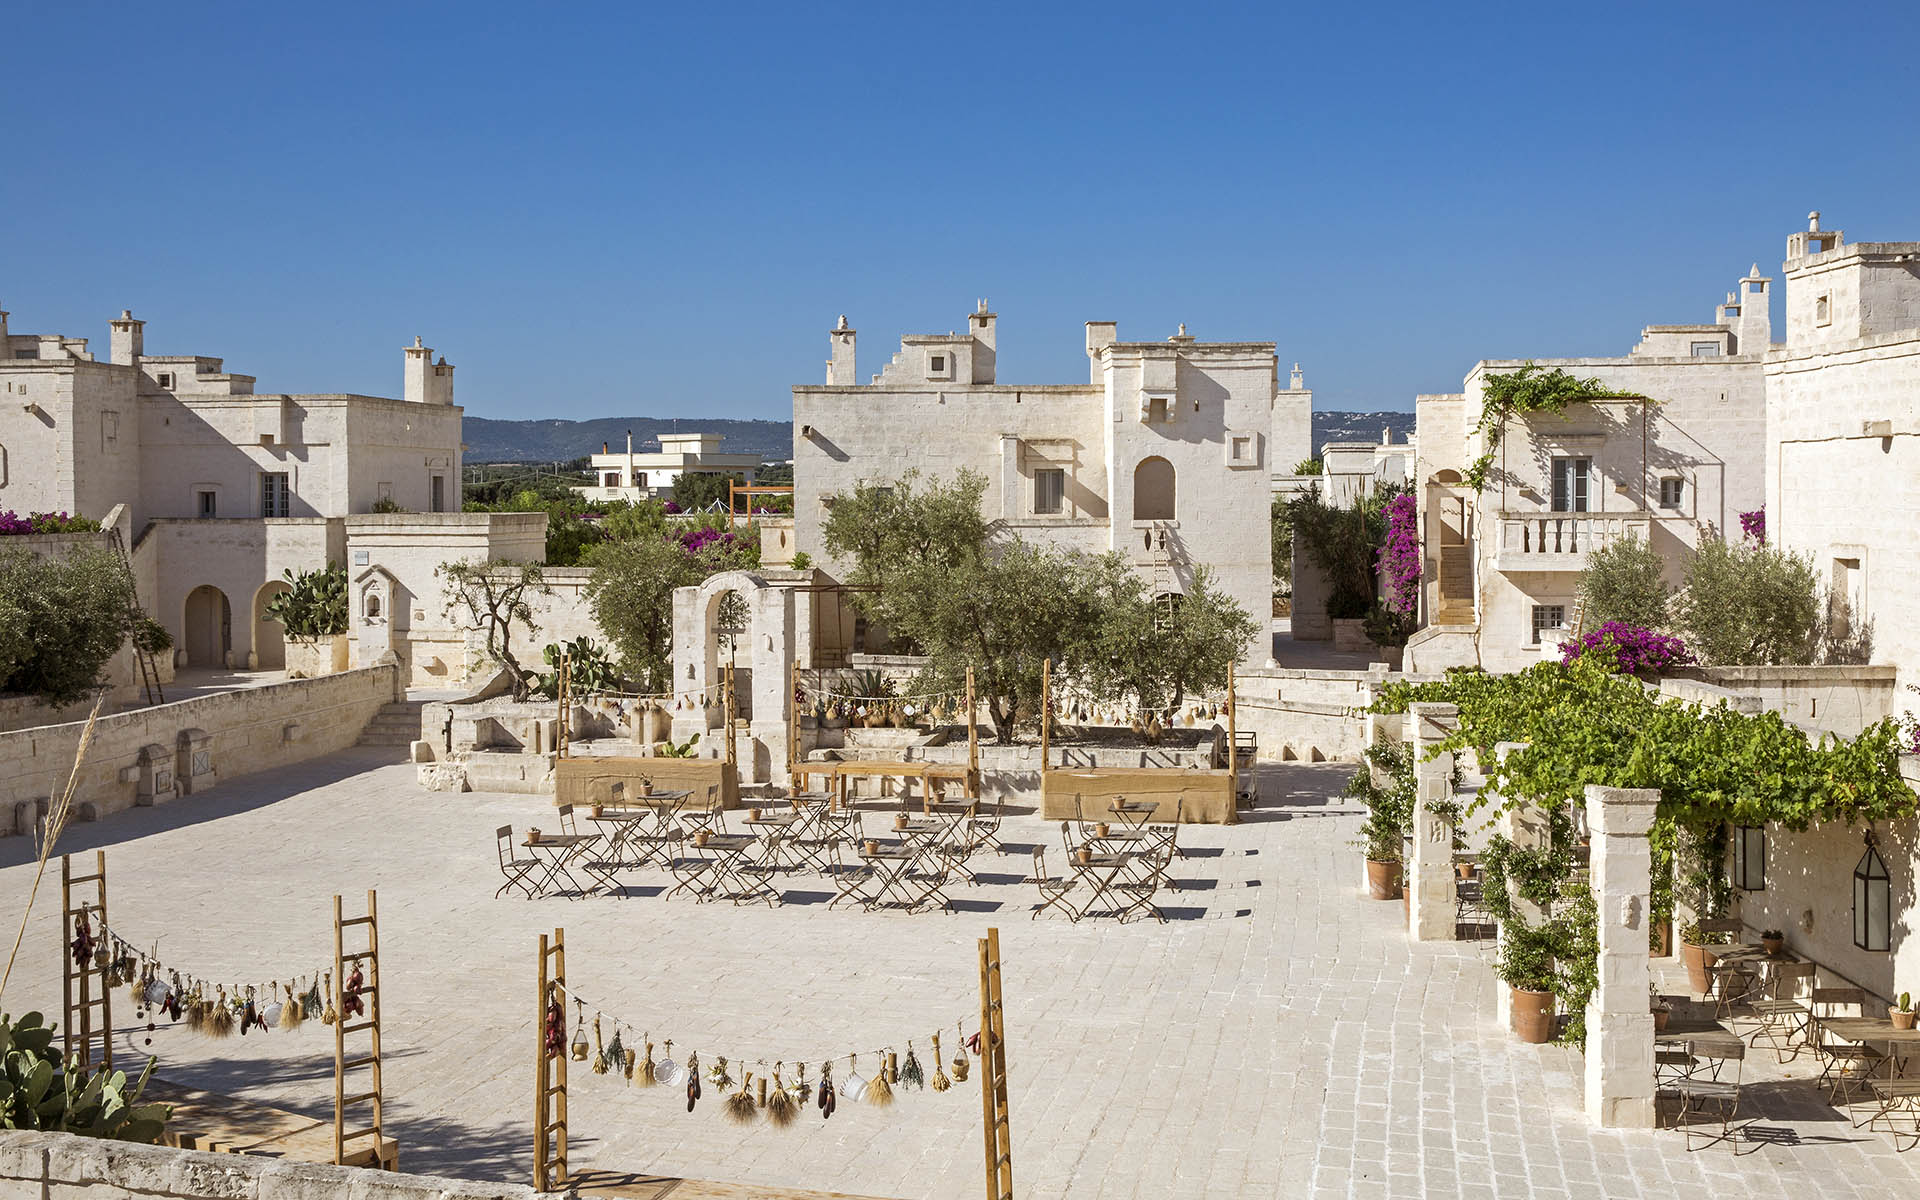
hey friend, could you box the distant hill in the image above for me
[463,411,1415,464]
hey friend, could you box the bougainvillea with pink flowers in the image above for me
[0,510,101,535]
[1559,621,1696,676]
[1375,493,1421,614]
[1739,508,1765,543]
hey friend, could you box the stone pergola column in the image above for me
[1583,784,1659,1128]
[1407,703,1458,941]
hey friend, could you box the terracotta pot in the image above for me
[1649,922,1672,959]
[1076,848,1092,866]
[1761,936,1784,957]
[527,828,542,843]
[1456,862,1475,880]
[1680,942,1718,996]
[1096,823,1110,838]
[749,807,762,821]
[693,830,710,847]
[1510,987,1555,1044]
[1892,1008,1917,1031]
[893,813,908,831]
[863,838,879,856]
[1653,1008,1670,1033]
[1365,859,1403,901]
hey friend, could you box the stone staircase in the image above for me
[357,700,425,748]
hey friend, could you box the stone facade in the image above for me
[575,430,761,504]
[792,303,1310,664]
[1408,265,1771,673]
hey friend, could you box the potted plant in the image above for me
[1650,991,1672,1033]
[1346,741,1412,901]
[1893,992,1916,1032]
[1760,928,1784,956]
[1499,925,1559,1044]
[1360,816,1403,901]
[1678,919,1731,996]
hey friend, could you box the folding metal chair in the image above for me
[495,826,540,898]
[798,807,861,873]
[904,844,959,914]
[966,797,1006,854]
[1742,960,1815,1061]
[1659,1038,1745,1151]
[826,838,879,910]
[680,786,729,836]
[1026,847,1080,923]
[1864,1081,1920,1151]
[1809,987,1885,1105]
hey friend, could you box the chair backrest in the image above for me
[496,825,517,866]
[1812,986,1865,1012]
[1697,918,1744,936]
[1689,1038,1744,1065]
[1032,846,1047,876]
[556,804,578,835]
[1769,960,1816,999]
[1060,821,1078,858]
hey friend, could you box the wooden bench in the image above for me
[568,1167,895,1199]
[147,1078,399,1170]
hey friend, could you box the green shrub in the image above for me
[1576,535,1670,630]
[1671,536,1820,665]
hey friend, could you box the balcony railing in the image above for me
[1494,512,1651,571]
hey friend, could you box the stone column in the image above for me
[1407,703,1459,941]
[1583,784,1659,1128]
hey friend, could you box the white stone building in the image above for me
[1765,213,1920,697]
[1406,266,1772,672]
[791,303,1313,663]
[573,431,761,505]
[0,305,485,680]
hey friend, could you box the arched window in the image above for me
[365,592,382,620]
[1133,457,1175,521]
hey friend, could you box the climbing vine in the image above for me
[1463,363,1638,490]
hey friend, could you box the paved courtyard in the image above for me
[4,751,1919,1199]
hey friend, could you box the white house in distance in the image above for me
[1407,264,1772,672]
[573,431,761,505]
[791,302,1313,663]
[1766,213,1920,697]
[0,304,536,686]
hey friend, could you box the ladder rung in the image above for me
[337,1126,382,1143]
[340,1055,378,1070]
[340,950,376,962]
[67,873,104,885]
[339,1090,380,1105]
[339,1020,376,1034]
[338,917,376,928]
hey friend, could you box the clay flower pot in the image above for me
[1096,823,1110,838]
[1365,859,1403,901]
[863,839,879,856]
[527,828,543,843]
[893,814,908,832]
[1892,1008,1918,1031]
[1761,935,1784,957]
[749,807,763,822]
[1680,942,1719,996]
[693,830,710,847]
[1456,861,1475,880]
[1076,848,1092,866]
[1653,1007,1671,1033]
[1510,987,1555,1044]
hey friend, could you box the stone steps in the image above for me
[357,701,426,747]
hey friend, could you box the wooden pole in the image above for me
[723,660,737,773]
[978,927,1011,1200]
[332,894,345,1160]
[535,928,568,1190]
[788,662,800,791]
[535,932,549,1191]
[1040,658,1051,775]
[61,851,111,1074]
[1227,659,1238,803]
[965,666,978,800]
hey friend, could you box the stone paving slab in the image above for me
[2,752,1918,1198]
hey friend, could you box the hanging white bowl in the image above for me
[653,1056,682,1087]
[262,1002,284,1027]
[839,1070,868,1102]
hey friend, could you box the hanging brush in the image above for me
[950,1022,970,1082]
[765,1063,797,1127]
[185,985,206,1033]
[591,1014,609,1074]
[901,1042,925,1090]
[321,971,337,1025]
[280,979,304,1030]
[207,986,235,1038]
[619,1028,635,1082]
[723,1071,758,1124]
[637,1035,657,1087]
[303,974,323,1020]
[930,1032,950,1092]
[240,985,259,1036]
[867,1050,894,1107]
[606,1027,625,1080]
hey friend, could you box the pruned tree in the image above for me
[584,534,702,692]
[438,559,550,699]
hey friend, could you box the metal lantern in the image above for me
[1853,833,1891,952]
[1732,825,1766,891]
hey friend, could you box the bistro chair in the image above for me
[966,796,1006,854]
[1659,1038,1746,1152]
[681,786,728,836]
[555,803,581,837]
[495,825,540,898]
[1807,987,1884,1106]
[1742,960,1815,1061]
[1026,847,1080,923]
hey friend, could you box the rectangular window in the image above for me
[1530,604,1565,645]
[603,472,620,487]
[1732,825,1766,891]
[1231,436,1251,461]
[929,355,945,373]
[1658,477,1684,508]
[430,475,445,512]
[1147,397,1169,423]
[1816,293,1832,325]
[1690,341,1722,357]
[157,371,175,389]
[15,348,38,359]
[197,490,217,518]
[1550,457,1591,513]
[261,472,290,517]
[1033,468,1065,515]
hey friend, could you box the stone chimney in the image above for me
[968,299,997,383]
[827,315,857,386]
[109,309,144,365]
[404,336,455,405]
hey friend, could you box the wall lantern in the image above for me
[1853,831,1891,952]
[1732,825,1766,891]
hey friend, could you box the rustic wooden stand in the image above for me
[333,890,395,1170]
[535,928,569,1192]
[978,926,1012,1200]
[61,851,112,1074]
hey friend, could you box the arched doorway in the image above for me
[1133,457,1176,520]
[708,588,752,719]
[183,585,232,668]
[253,580,292,670]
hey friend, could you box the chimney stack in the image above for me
[109,309,144,365]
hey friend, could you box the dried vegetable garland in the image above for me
[88,915,332,1047]
[546,978,980,1128]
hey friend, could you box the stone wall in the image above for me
[0,665,400,834]
[1675,664,1896,737]
[0,1129,538,1200]
[1233,666,1384,762]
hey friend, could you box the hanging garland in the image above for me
[90,916,333,1048]
[546,977,978,1127]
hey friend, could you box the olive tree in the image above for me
[584,534,702,693]
[438,559,550,699]
[1575,534,1670,630]
[1671,537,1820,666]
[0,545,169,707]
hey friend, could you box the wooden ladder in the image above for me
[333,890,394,1170]
[534,929,568,1192]
[62,852,113,1074]
[107,528,163,706]
[978,926,1012,1200]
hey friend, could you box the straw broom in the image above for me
[0,699,101,1005]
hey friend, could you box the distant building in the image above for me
[0,305,515,682]
[1406,264,1771,672]
[792,302,1313,663]
[574,431,760,504]
[1765,212,1920,694]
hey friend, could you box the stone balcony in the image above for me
[1493,510,1651,572]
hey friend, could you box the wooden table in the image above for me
[524,833,601,898]
[1819,1017,1920,1059]
[149,1077,399,1169]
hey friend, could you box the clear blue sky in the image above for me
[6,1,1916,419]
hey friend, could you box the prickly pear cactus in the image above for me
[2,1011,170,1143]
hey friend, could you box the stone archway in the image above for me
[252,580,292,670]
[183,585,232,668]
[1133,456,1176,521]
